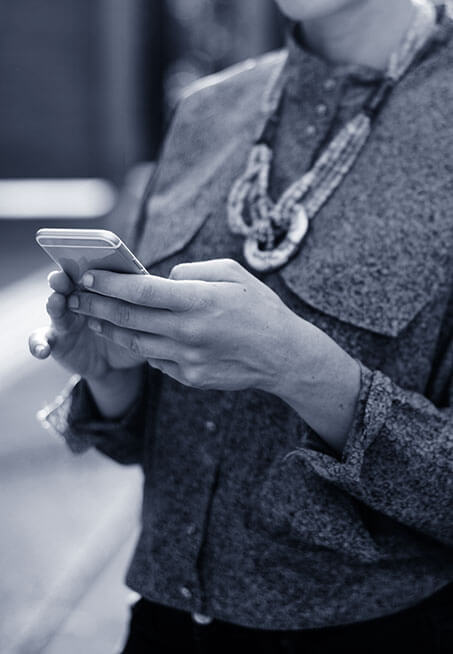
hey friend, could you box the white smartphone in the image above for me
[35,228,149,283]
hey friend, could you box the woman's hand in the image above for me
[63,258,361,451]
[28,270,145,381]
[63,259,307,394]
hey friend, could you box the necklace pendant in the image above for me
[244,204,309,272]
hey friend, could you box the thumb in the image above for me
[28,326,56,360]
[169,258,246,282]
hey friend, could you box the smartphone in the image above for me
[35,228,149,283]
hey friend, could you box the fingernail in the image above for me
[68,294,80,309]
[82,273,94,288]
[34,345,48,358]
[88,318,102,333]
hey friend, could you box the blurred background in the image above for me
[0,1,284,652]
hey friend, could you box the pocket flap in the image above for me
[279,205,449,338]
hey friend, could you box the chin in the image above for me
[274,0,359,21]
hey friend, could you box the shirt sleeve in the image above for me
[37,365,154,466]
[293,352,453,547]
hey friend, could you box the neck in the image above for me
[303,0,418,70]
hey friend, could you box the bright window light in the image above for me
[0,179,117,218]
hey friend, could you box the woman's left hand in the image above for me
[67,258,313,394]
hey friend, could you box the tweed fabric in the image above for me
[40,7,453,630]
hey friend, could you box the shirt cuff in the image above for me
[294,360,393,487]
[37,371,148,454]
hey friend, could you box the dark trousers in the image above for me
[120,583,453,654]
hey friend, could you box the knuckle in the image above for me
[224,258,242,273]
[130,333,142,355]
[183,347,204,365]
[224,258,245,281]
[45,294,54,312]
[48,271,65,290]
[165,315,180,339]
[137,280,153,305]
[46,292,62,314]
[83,292,94,313]
[116,301,130,325]
[178,319,203,345]
[183,366,205,389]
[169,264,185,280]
[100,322,112,339]
[193,288,214,312]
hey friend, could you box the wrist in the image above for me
[262,315,320,401]
[266,316,361,453]
[86,364,143,389]
[85,365,146,419]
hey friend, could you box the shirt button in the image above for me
[204,420,217,433]
[192,612,214,625]
[306,124,317,137]
[316,103,328,117]
[179,586,193,600]
[324,78,336,91]
[186,523,197,536]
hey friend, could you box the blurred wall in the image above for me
[0,0,163,182]
[162,0,284,111]
[0,0,283,184]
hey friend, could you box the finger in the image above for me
[29,327,56,359]
[48,270,75,295]
[87,319,182,361]
[46,292,79,332]
[169,259,246,282]
[67,291,180,338]
[147,357,181,379]
[79,270,210,312]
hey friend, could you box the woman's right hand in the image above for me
[28,270,144,381]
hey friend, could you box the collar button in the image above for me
[324,78,336,91]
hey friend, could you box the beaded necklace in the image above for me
[227,0,437,272]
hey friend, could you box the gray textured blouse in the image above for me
[41,6,453,630]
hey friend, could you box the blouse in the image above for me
[39,4,453,630]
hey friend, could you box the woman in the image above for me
[29,0,453,651]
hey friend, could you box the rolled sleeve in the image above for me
[341,361,394,476]
[294,360,453,546]
[38,367,152,465]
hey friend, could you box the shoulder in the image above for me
[182,49,287,100]
[158,49,287,168]
[404,7,453,104]
[385,11,453,177]
[175,49,287,122]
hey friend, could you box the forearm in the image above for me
[86,364,146,419]
[270,318,361,454]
